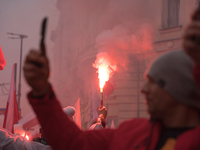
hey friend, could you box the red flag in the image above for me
[74,98,81,129]
[3,64,20,133]
[103,80,115,98]
[0,45,6,70]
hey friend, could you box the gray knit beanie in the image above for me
[145,50,200,110]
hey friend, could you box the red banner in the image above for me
[0,46,6,70]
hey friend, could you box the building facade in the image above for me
[51,0,199,129]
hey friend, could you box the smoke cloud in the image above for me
[50,0,157,111]
[0,0,157,121]
[93,0,156,77]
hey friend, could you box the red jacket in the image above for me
[194,64,200,87]
[28,88,200,150]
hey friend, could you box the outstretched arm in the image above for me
[23,50,114,150]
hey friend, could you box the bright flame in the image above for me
[25,135,29,140]
[98,66,109,92]
[93,52,117,92]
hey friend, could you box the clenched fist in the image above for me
[23,49,50,96]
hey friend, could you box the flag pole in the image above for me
[7,33,28,109]
[14,63,17,92]
[3,64,20,133]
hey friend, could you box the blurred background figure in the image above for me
[89,105,107,130]
[63,106,76,121]
[0,126,52,150]
[33,106,76,145]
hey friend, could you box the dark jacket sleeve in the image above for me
[194,65,200,88]
[27,86,115,150]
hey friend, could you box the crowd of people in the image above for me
[21,8,200,150]
[0,6,200,150]
[0,126,52,150]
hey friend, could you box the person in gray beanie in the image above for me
[24,47,200,150]
[144,50,200,111]
[141,49,200,149]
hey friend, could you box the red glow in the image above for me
[93,52,117,92]
[98,66,109,92]
[25,135,29,140]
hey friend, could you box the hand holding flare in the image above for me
[98,66,109,108]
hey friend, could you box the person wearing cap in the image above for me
[63,106,76,121]
[23,13,200,150]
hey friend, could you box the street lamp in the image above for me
[7,32,28,109]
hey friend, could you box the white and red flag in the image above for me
[111,120,115,129]
[3,64,20,133]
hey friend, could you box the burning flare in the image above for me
[98,65,109,92]
[93,52,117,92]
[25,135,29,140]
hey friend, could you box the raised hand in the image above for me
[23,49,50,96]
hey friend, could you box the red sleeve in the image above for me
[27,86,115,150]
[193,64,200,88]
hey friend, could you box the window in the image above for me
[199,1,200,8]
[162,0,180,28]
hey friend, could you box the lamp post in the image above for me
[8,32,28,109]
